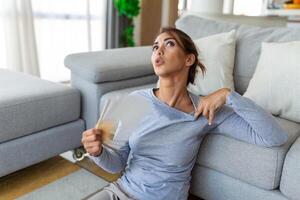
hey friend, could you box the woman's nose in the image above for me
[157,47,164,56]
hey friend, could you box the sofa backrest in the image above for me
[176,14,300,95]
[180,12,288,27]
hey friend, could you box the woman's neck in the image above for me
[156,87,187,106]
[155,78,191,108]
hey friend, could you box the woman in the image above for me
[81,27,288,200]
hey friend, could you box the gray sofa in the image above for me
[65,15,300,200]
[0,69,85,177]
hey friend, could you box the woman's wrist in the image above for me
[90,145,103,157]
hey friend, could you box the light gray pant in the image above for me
[85,182,136,200]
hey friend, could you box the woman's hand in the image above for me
[194,88,231,124]
[81,128,103,157]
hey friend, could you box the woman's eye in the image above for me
[166,41,175,47]
[152,45,158,51]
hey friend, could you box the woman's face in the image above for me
[151,32,190,78]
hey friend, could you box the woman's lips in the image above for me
[155,57,165,66]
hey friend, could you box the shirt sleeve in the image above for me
[88,139,130,174]
[208,90,288,147]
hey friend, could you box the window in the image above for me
[31,0,107,82]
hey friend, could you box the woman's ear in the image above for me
[185,54,196,67]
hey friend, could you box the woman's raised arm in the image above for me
[207,91,288,147]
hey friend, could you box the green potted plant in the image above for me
[113,0,141,47]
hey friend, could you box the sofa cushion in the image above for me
[0,69,80,143]
[176,15,300,95]
[280,136,300,200]
[190,165,288,200]
[188,30,236,96]
[196,117,300,190]
[65,46,153,83]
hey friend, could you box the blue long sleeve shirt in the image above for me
[89,88,288,200]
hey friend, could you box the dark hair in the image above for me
[157,27,206,85]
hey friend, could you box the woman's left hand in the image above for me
[194,88,231,125]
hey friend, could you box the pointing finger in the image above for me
[208,108,215,125]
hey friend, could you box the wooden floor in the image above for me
[0,155,203,200]
[0,156,79,200]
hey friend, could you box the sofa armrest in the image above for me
[280,135,300,200]
[65,46,157,130]
[64,46,154,83]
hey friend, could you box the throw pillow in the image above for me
[243,41,300,123]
